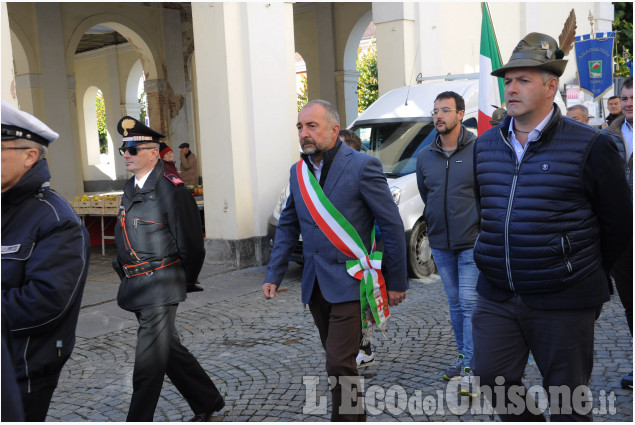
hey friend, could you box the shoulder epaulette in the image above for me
[164,172,185,187]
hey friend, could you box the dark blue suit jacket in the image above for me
[265,142,408,304]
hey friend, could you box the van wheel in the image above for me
[407,220,436,278]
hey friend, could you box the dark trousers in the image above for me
[22,384,56,421]
[127,304,223,422]
[472,294,596,421]
[308,284,365,422]
[612,243,633,335]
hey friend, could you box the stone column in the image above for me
[144,78,169,135]
[372,2,417,96]
[313,3,338,104]
[1,3,16,104]
[192,2,297,268]
[334,70,360,127]
[160,7,188,149]
[34,3,82,199]
[123,103,141,118]
[14,73,43,115]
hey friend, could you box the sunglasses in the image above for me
[118,146,156,156]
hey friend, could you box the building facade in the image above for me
[1,2,614,266]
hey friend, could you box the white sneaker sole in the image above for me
[357,359,375,368]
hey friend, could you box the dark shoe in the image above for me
[188,412,211,422]
[442,354,464,381]
[188,399,225,421]
[457,367,480,398]
[621,371,633,389]
[186,283,204,293]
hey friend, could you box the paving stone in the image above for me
[43,247,632,422]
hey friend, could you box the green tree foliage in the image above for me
[297,73,308,111]
[614,2,633,77]
[357,39,378,113]
[138,90,147,123]
[96,90,108,154]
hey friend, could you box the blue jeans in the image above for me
[431,247,479,369]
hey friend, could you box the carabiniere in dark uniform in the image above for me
[113,116,224,422]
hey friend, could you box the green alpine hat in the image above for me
[491,32,567,78]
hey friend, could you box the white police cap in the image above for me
[1,100,59,146]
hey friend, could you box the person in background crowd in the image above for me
[602,95,624,129]
[179,142,199,186]
[416,91,480,397]
[488,107,507,126]
[263,100,408,421]
[113,116,223,421]
[472,32,632,420]
[607,77,633,390]
[566,104,590,124]
[338,129,363,152]
[1,100,89,421]
[159,142,181,177]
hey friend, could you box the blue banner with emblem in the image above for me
[574,32,615,100]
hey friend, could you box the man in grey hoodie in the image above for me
[415,91,480,397]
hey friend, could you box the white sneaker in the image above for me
[356,349,375,368]
[458,367,479,397]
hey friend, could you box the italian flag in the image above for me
[478,2,505,135]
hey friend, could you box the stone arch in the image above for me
[124,59,145,117]
[8,21,40,114]
[82,85,103,166]
[9,26,36,76]
[295,47,316,101]
[340,10,372,125]
[185,51,199,153]
[66,14,161,80]
[81,85,117,178]
[343,10,372,73]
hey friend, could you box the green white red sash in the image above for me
[295,159,390,342]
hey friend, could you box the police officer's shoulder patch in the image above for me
[164,172,184,187]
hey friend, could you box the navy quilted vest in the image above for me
[474,108,602,294]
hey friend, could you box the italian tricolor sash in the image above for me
[295,160,390,343]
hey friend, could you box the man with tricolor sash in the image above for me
[263,100,408,421]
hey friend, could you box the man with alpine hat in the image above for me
[1,100,89,421]
[472,33,632,420]
[488,107,507,126]
[113,116,224,421]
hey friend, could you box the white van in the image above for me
[266,76,565,278]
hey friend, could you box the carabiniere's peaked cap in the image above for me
[1,99,59,146]
[117,116,165,146]
[491,32,568,78]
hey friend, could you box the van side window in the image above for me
[463,117,477,136]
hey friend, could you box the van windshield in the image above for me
[350,121,437,177]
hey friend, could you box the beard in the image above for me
[436,121,458,135]
[301,139,321,156]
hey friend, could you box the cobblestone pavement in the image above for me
[47,247,633,421]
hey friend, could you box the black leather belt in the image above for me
[123,257,180,278]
